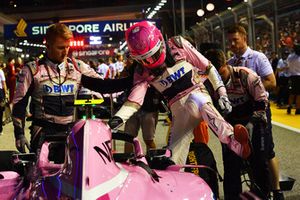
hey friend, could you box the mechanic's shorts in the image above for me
[266,103,276,159]
[289,76,300,95]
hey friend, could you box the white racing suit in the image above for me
[115,36,234,164]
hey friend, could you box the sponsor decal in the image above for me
[94,140,113,164]
[230,96,245,105]
[206,111,218,131]
[187,151,199,175]
[159,66,185,87]
[228,94,248,106]
[43,84,75,93]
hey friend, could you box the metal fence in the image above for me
[188,0,300,56]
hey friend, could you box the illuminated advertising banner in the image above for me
[4,19,161,39]
[71,48,114,57]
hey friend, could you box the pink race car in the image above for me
[0,98,214,199]
[0,118,213,199]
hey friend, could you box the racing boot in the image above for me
[228,124,251,159]
[185,95,251,159]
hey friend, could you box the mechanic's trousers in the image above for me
[222,120,271,200]
[30,120,73,163]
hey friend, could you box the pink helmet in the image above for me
[125,21,166,69]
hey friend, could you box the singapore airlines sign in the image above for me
[32,22,140,35]
[4,19,160,39]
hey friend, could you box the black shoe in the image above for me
[287,106,292,114]
[273,190,285,200]
[26,116,33,121]
[295,109,300,115]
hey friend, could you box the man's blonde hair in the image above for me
[45,23,73,43]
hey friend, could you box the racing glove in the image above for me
[218,95,232,114]
[108,116,124,130]
[15,134,30,153]
[216,86,232,114]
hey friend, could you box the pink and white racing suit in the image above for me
[224,66,268,123]
[115,36,233,164]
[12,57,101,142]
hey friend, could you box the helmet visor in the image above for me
[131,41,163,66]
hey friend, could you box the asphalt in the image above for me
[0,113,299,199]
